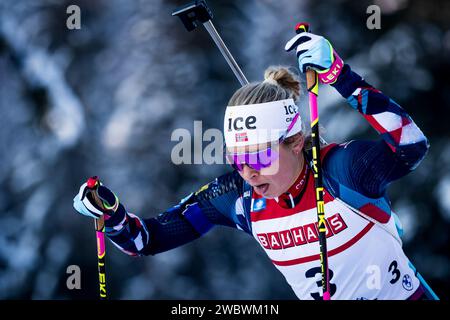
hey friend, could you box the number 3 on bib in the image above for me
[388,260,401,284]
[305,266,337,300]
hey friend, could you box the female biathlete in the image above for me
[73,30,439,300]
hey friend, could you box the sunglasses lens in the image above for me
[227,154,243,171]
[227,147,279,172]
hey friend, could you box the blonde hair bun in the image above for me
[227,65,301,107]
[264,66,300,100]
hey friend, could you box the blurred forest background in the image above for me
[0,0,449,299]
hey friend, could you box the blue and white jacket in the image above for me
[103,65,437,300]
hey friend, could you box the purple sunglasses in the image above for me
[226,113,300,172]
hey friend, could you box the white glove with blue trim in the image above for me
[73,177,119,219]
[285,31,344,84]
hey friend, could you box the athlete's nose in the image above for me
[241,164,259,181]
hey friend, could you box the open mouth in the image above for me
[254,183,269,195]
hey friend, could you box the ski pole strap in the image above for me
[318,51,344,85]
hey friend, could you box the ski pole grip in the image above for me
[87,176,106,230]
[86,176,104,208]
[294,22,317,92]
[306,69,318,93]
[295,22,310,34]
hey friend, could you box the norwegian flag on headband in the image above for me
[235,132,249,142]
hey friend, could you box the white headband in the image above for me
[224,98,302,147]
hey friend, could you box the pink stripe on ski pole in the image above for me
[309,92,318,123]
[96,231,106,257]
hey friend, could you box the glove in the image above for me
[285,31,344,85]
[73,176,120,219]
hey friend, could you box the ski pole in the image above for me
[86,176,108,300]
[295,22,331,300]
[172,0,249,86]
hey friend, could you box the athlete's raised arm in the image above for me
[286,32,429,198]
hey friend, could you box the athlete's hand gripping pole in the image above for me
[86,176,108,300]
[296,22,331,300]
[172,0,249,86]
